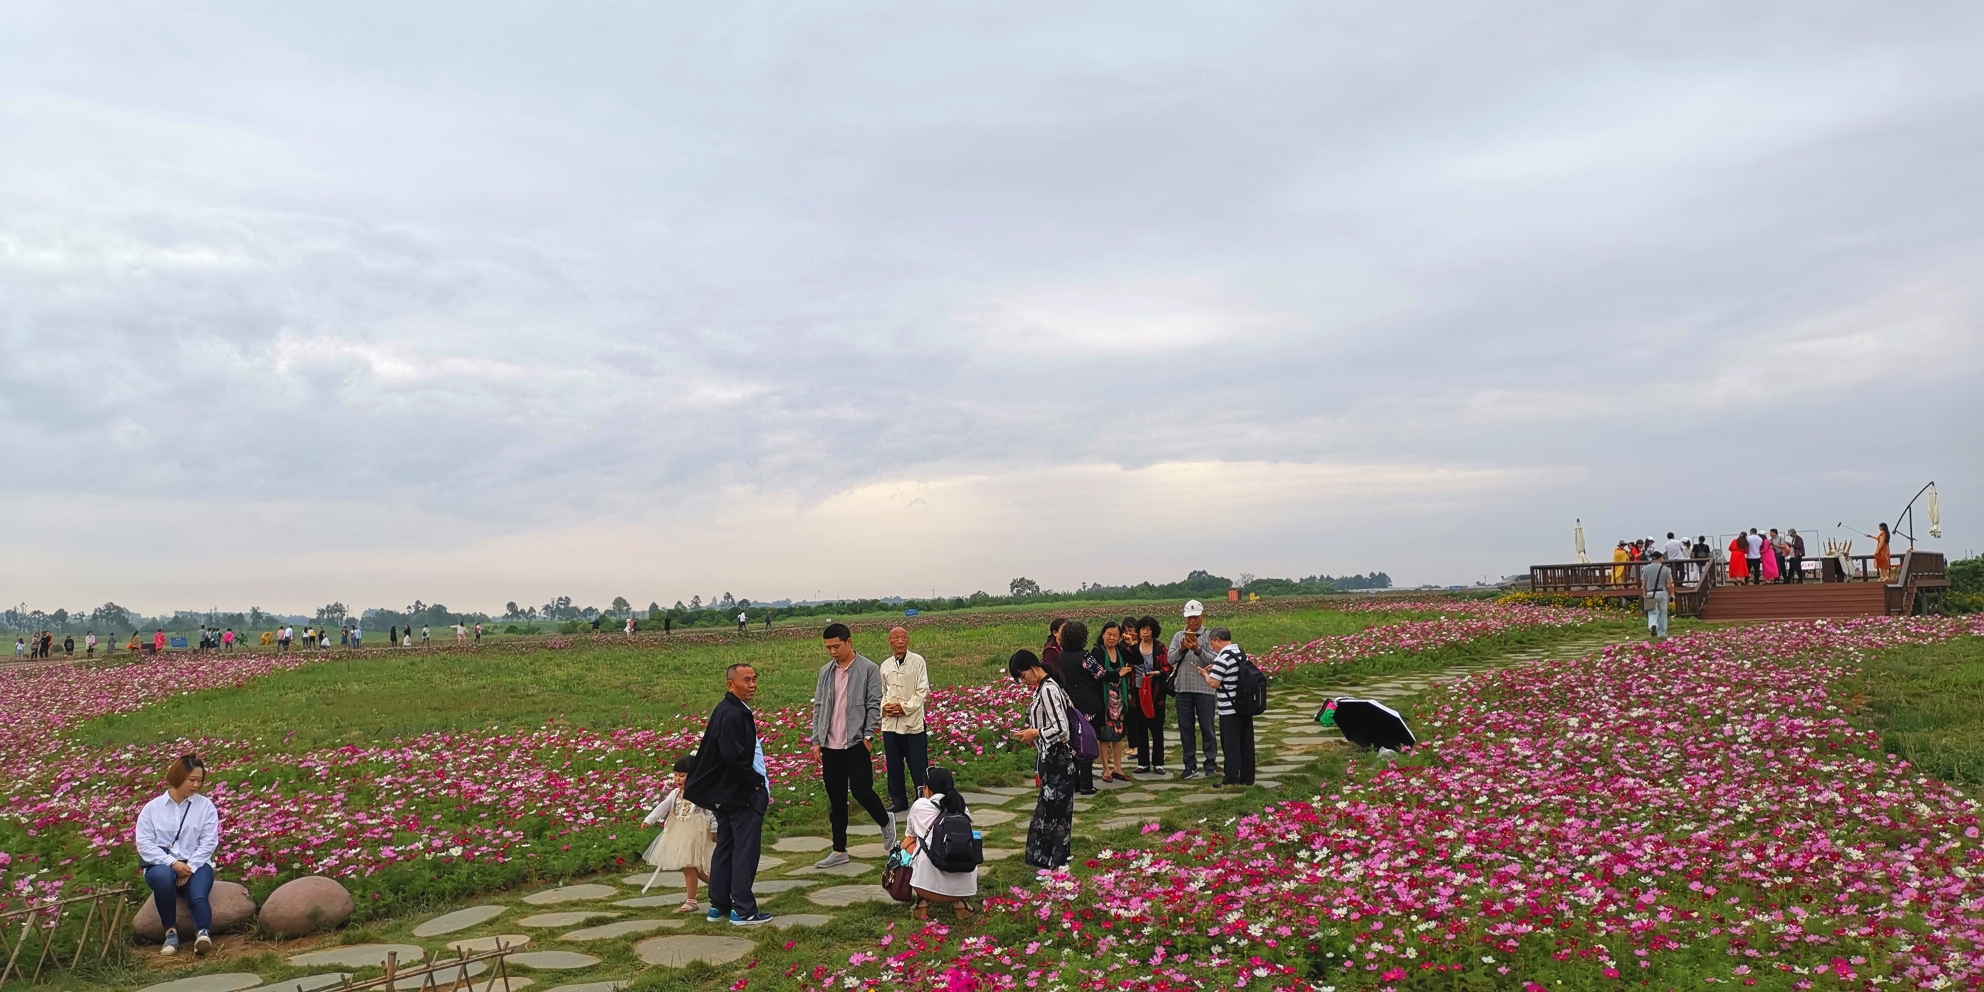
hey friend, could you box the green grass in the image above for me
[75,606,1420,753]
[1843,632,1984,784]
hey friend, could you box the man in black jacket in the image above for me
[684,663,773,926]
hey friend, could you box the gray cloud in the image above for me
[2,1,1980,611]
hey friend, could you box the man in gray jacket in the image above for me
[809,623,896,866]
[1169,600,1219,780]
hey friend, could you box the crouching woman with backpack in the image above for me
[1010,649,1080,871]
[902,767,981,920]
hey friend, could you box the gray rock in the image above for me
[620,871,685,888]
[506,951,600,971]
[1114,792,1156,802]
[969,809,1018,827]
[981,786,1033,795]
[134,880,256,941]
[1098,817,1152,831]
[521,885,618,905]
[769,913,832,929]
[806,884,899,907]
[137,974,264,992]
[414,905,507,937]
[446,935,532,954]
[1113,805,1169,815]
[847,842,889,859]
[632,934,755,967]
[519,912,620,929]
[980,847,1019,860]
[751,879,822,893]
[847,823,882,836]
[1254,779,1282,789]
[560,919,680,940]
[957,792,1010,806]
[786,860,873,877]
[770,836,832,852]
[1179,794,1225,804]
[259,876,355,938]
[289,944,427,969]
[238,973,351,992]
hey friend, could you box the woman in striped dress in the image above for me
[1010,650,1076,871]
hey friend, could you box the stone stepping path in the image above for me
[415,905,508,936]
[562,919,681,940]
[807,884,900,907]
[980,786,1033,795]
[466,979,533,992]
[139,975,264,992]
[508,951,600,971]
[848,842,889,858]
[1114,805,1169,815]
[772,836,832,852]
[1282,736,1332,745]
[1115,791,1157,802]
[521,912,620,928]
[290,944,428,968]
[1254,779,1281,789]
[970,809,1019,827]
[1099,816,1154,830]
[448,935,531,954]
[1257,764,1302,774]
[240,974,351,992]
[1178,794,1224,804]
[634,934,756,967]
[787,860,873,877]
[982,847,1019,860]
[522,884,617,905]
[619,871,685,888]
[751,878,824,893]
[769,913,831,928]
[543,983,626,992]
[612,895,695,908]
[958,791,1012,805]
[847,823,883,835]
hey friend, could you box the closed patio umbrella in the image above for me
[1574,518,1589,563]
[1929,484,1942,539]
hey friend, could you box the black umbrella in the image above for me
[1319,697,1416,750]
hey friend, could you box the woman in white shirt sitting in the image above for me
[902,766,979,921]
[134,755,221,955]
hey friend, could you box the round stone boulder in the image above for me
[259,876,356,937]
[134,880,257,942]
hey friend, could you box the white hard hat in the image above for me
[1182,600,1204,617]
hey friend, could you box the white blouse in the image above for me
[905,795,977,898]
[135,792,220,870]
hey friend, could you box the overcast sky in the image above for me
[3,2,1980,616]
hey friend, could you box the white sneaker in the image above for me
[881,812,897,850]
[813,850,851,868]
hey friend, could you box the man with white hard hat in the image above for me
[1167,600,1219,780]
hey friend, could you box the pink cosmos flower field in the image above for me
[1,599,1585,917]
[799,615,1984,991]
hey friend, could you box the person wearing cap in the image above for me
[1167,600,1218,780]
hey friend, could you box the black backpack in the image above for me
[922,805,982,874]
[1235,649,1269,717]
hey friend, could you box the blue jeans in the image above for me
[144,863,213,934]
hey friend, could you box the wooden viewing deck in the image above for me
[1527,551,1950,621]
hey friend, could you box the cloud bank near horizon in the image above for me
[2,2,1980,616]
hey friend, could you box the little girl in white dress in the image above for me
[641,755,716,912]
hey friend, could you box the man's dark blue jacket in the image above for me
[685,692,768,813]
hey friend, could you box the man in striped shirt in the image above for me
[1202,628,1255,786]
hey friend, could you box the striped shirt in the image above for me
[1026,679,1073,752]
[1209,644,1245,716]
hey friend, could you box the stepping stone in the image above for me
[465,979,534,992]
[787,860,873,877]
[981,847,1019,860]
[415,905,508,936]
[1114,805,1169,815]
[448,935,532,954]
[542,984,626,992]
[139,975,265,992]
[1072,802,1092,813]
[1254,779,1282,789]
[1099,816,1152,831]
[1094,779,1133,790]
[808,884,899,907]
[507,952,600,971]
[1283,737,1332,745]
[958,792,1011,806]
[971,809,1018,827]
[1115,791,1156,802]
[981,786,1033,795]
[848,823,883,835]
[1143,783,1191,791]
[848,842,889,859]
[612,895,691,908]
[521,912,621,929]
[240,974,351,992]
[752,879,822,893]
[633,934,755,967]
[291,944,427,969]
[1257,764,1301,774]
[562,919,681,940]
[1179,794,1224,804]
[522,884,617,905]
[770,914,832,929]
[620,872,686,887]
[772,836,832,852]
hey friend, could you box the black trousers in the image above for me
[881,731,928,812]
[1787,556,1803,583]
[1128,703,1167,768]
[820,742,891,851]
[1218,713,1256,785]
[1746,558,1762,584]
[708,802,763,917]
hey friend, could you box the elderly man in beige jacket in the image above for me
[878,626,931,814]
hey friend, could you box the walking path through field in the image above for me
[133,628,1637,992]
